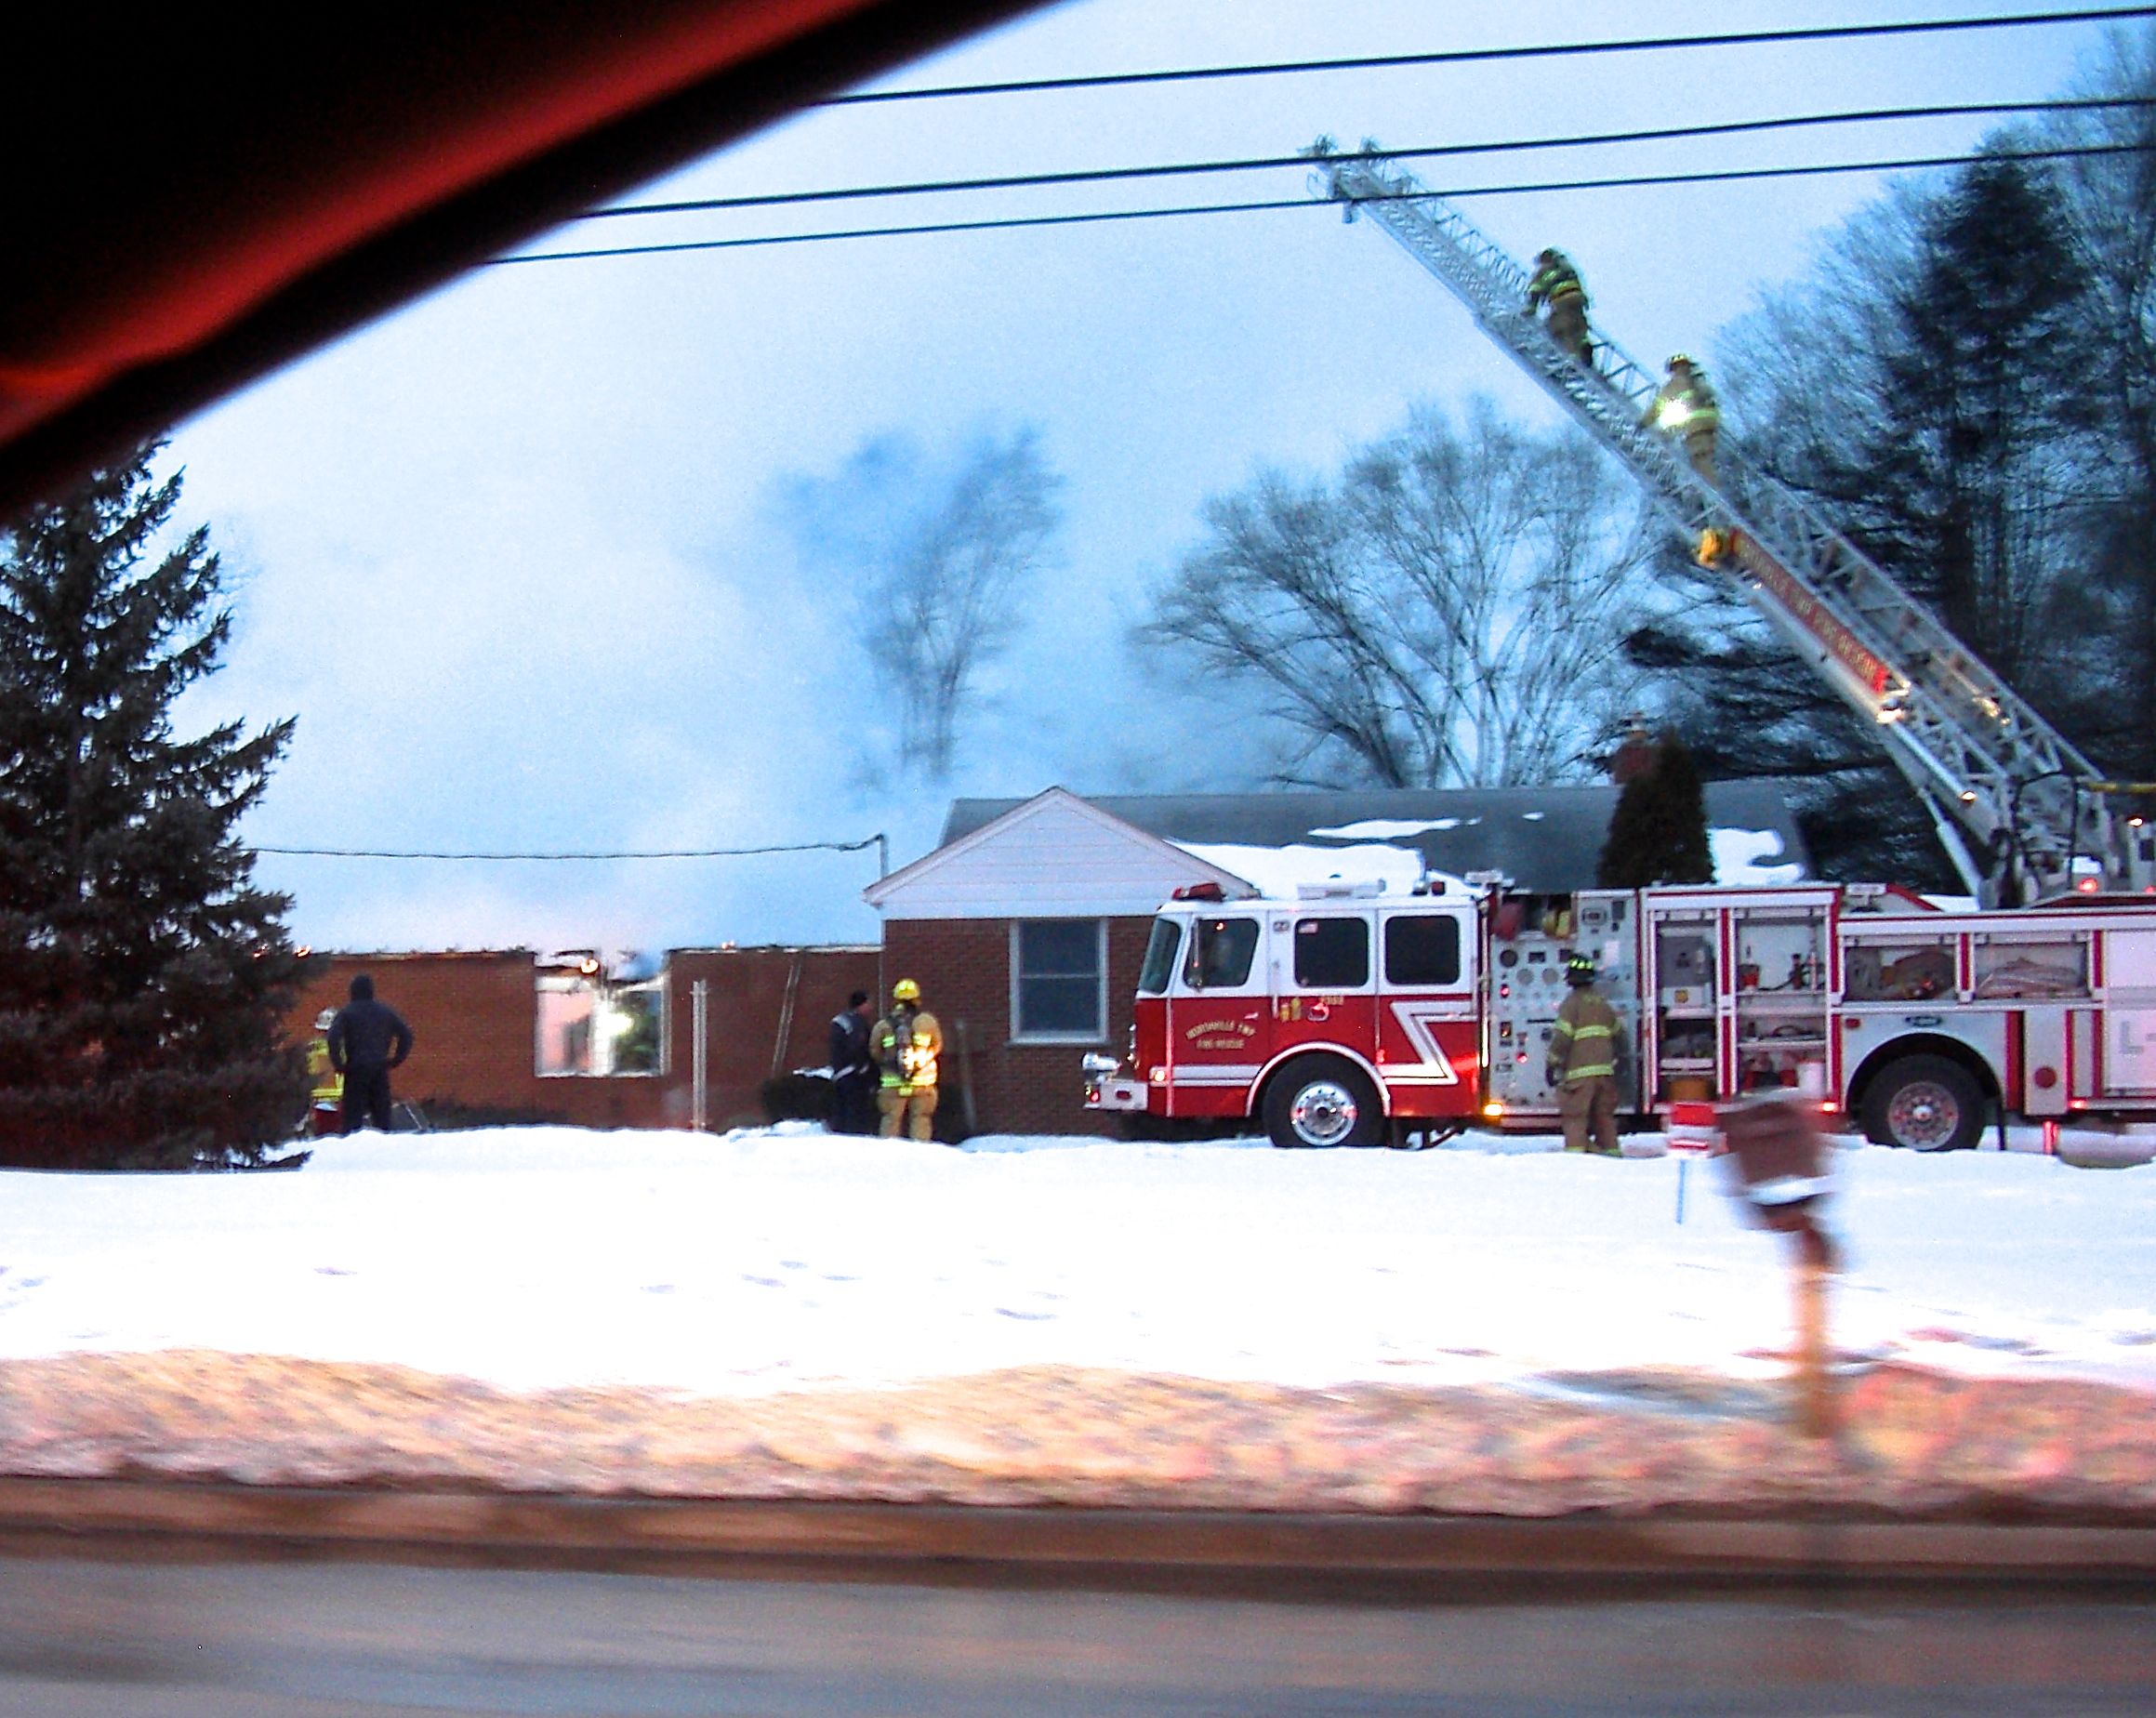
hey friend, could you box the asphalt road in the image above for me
[2,1551,2154,1715]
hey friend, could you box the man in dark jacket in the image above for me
[327,973,415,1134]
[827,989,875,1134]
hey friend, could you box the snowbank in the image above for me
[2,1128,2150,1514]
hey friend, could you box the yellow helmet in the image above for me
[893,978,921,1003]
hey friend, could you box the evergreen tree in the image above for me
[0,450,306,1169]
[1858,153,2090,685]
[1596,733,1714,888]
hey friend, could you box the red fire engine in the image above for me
[1084,877,2156,1150]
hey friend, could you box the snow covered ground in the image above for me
[4,1125,2152,1398]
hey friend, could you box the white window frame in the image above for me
[1009,918,1109,1045]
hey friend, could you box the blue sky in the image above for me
[163,1,2137,961]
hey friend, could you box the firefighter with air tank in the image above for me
[873,978,944,1141]
[1524,247,1594,365]
[1547,951,1627,1156]
[1645,353,1722,484]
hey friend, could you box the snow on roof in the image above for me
[1307,817,1469,838]
[1172,839,1471,901]
[1710,827,1805,886]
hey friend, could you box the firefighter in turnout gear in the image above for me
[1524,247,1593,365]
[1547,952,1624,1156]
[873,978,945,1141]
[1645,353,1721,485]
[305,1007,344,1136]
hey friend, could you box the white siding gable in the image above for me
[867,789,1244,921]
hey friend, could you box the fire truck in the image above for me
[1084,874,2156,1150]
[1082,146,2156,1151]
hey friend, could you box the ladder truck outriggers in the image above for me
[1081,147,2156,1152]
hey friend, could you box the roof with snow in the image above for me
[939,783,1812,893]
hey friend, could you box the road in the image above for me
[2,1550,2153,1714]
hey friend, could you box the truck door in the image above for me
[1270,907,1379,1069]
[1164,910,1271,1117]
[1375,905,1480,1118]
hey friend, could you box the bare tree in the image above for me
[787,427,1062,781]
[1147,398,1655,788]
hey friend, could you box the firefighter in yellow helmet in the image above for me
[304,1007,344,1136]
[1524,247,1593,365]
[1546,952,1626,1156]
[872,978,945,1141]
[1644,353,1721,485]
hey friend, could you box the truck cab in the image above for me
[1091,879,1482,1147]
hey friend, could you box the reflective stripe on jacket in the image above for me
[873,1007,943,1090]
[1527,260,1585,309]
[306,1037,343,1104]
[1648,375,1720,433]
[1547,988,1620,1084]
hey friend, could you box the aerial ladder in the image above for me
[1313,145,2153,905]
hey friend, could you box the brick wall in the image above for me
[882,915,1152,1137]
[290,952,549,1118]
[664,946,880,1130]
[287,945,879,1134]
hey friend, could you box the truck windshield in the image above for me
[1138,918,1182,995]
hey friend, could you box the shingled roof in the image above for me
[939,782,1810,894]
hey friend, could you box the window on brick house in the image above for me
[536,966,664,1076]
[1011,918,1106,1042]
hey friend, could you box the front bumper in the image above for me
[1084,1075,1149,1112]
[1081,1054,1150,1112]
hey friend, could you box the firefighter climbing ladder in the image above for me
[1314,147,2149,905]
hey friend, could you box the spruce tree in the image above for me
[0,450,306,1169]
[1597,733,1715,888]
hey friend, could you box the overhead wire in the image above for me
[494,140,2156,266]
[257,838,886,862]
[576,98,2155,220]
[816,6,2156,106]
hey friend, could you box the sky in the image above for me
[157,1,2145,963]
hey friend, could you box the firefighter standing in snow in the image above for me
[1645,353,1721,484]
[1547,953,1624,1156]
[873,979,943,1141]
[1524,247,1592,365]
[304,1008,344,1136]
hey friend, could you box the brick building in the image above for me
[864,790,1247,1138]
[289,944,878,1132]
[865,784,1810,1138]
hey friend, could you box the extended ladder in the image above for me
[1315,147,2144,903]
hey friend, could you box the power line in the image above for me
[820,7,2156,106]
[580,98,2151,220]
[494,141,2155,266]
[257,837,886,862]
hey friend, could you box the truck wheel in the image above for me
[1263,1057,1382,1149]
[1862,1054,1982,1152]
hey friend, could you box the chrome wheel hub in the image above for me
[1290,1079,1358,1147]
[1887,1081,1960,1150]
